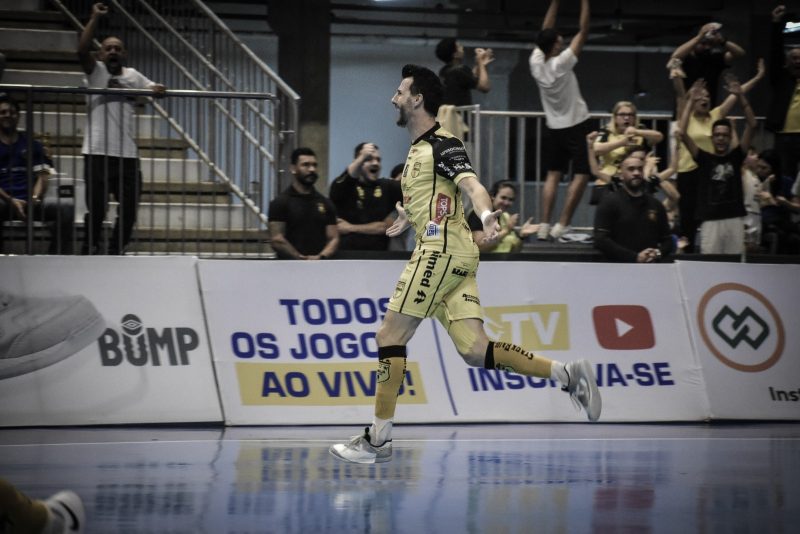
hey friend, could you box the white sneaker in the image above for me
[563,359,602,422]
[330,427,393,464]
[549,223,572,240]
[43,490,85,534]
[0,292,106,380]
[536,223,551,241]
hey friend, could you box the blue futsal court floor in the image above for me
[1,423,799,533]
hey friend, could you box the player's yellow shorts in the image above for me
[387,248,482,321]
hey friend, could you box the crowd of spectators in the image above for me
[2,2,798,260]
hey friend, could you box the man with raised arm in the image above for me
[529,0,592,241]
[78,2,165,255]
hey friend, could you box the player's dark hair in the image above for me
[401,64,443,118]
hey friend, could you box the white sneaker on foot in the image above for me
[549,223,572,240]
[330,427,392,464]
[537,223,551,241]
[563,359,602,422]
[0,292,106,380]
[44,490,85,534]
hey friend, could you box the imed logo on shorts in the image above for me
[697,283,785,372]
[592,305,655,350]
[483,304,569,350]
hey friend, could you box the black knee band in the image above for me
[378,345,407,359]
[484,342,495,369]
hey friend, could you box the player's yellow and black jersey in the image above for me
[400,123,479,256]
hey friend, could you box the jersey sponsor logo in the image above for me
[462,293,480,305]
[425,222,440,238]
[451,267,468,277]
[413,290,427,304]
[419,251,441,289]
[433,193,451,224]
[439,145,466,156]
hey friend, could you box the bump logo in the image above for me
[98,314,199,366]
[697,283,785,372]
[592,305,655,350]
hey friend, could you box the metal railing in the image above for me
[458,107,769,229]
[49,0,300,213]
[0,85,277,257]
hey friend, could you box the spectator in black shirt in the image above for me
[435,38,494,106]
[329,142,403,251]
[268,147,339,260]
[679,78,756,254]
[594,155,673,263]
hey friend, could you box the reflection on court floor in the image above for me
[1,424,799,533]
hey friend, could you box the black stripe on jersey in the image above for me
[399,249,426,313]
[424,254,452,317]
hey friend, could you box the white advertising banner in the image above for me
[200,260,709,424]
[0,256,223,426]
[677,261,800,419]
[199,260,451,425]
[445,262,709,422]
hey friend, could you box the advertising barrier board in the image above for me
[677,261,800,419]
[0,256,223,426]
[199,260,709,424]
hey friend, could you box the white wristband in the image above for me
[479,210,492,225]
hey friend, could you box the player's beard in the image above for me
[396,107,408,127]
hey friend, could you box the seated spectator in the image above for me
[667,22,745,107]
[468,180,538,253]
[755,149,800,254]
[587,133,679,209]
[435,38,494,106]
[592,101,663,192]
[268,147,339,260]
[329,142,402,251]
[593,155,673,263]
[679,78,756,255]
[0,97,74,254]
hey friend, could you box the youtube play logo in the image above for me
[592,305,655,350]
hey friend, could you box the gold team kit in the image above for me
[388,124,483,322]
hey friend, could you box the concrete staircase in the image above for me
[0,0,273,257]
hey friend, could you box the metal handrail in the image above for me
[1,84,276,228]
[457,106,769,224]
[47,0,300,217]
